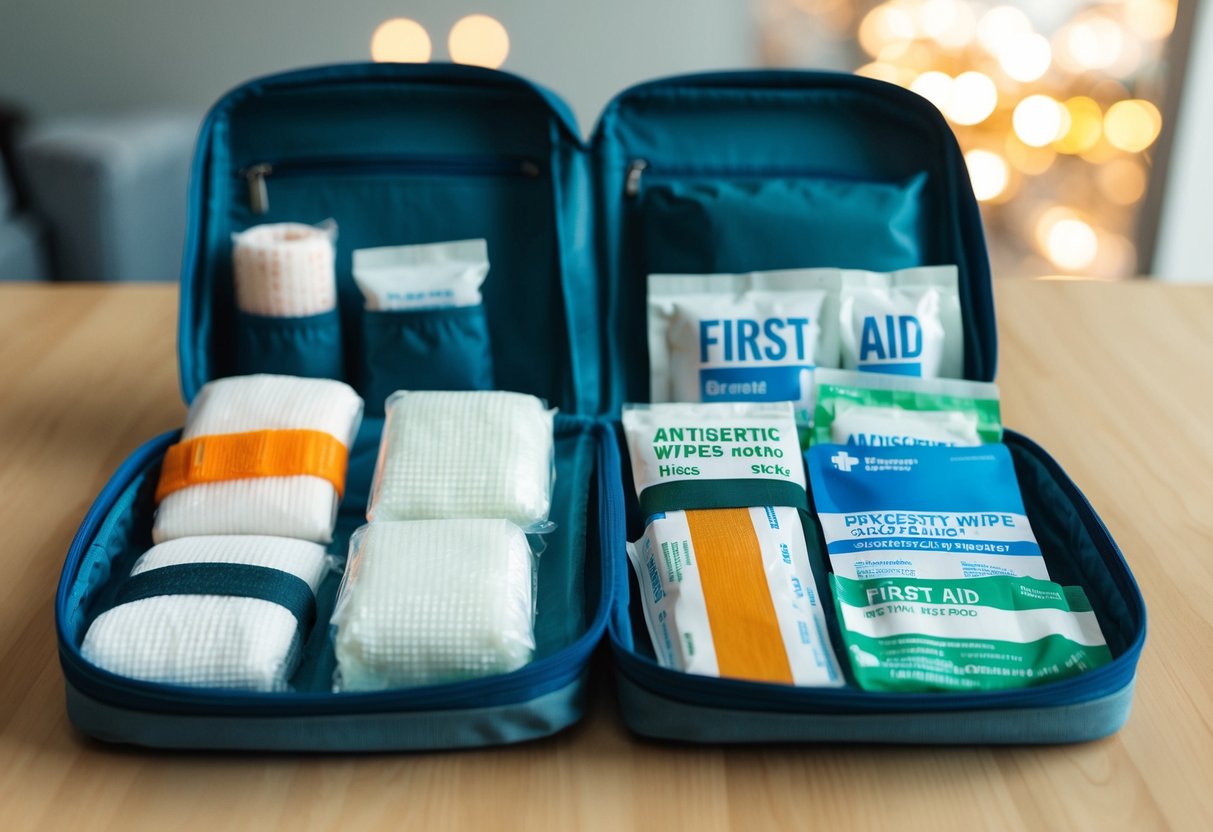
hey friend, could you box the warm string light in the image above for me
[841,0,1174,276]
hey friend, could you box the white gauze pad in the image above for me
[838,266,963,378]
[353,238,488,311]
[81,536,328,691]
[647,270,841,415]
[369,390,554,529]
[332,519,536,690]
[153,374,364,544]
[233,221,337,317]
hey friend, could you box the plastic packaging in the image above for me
[368,390,555,530]
[812,368,1002,447]
[838,266,963,378]
[628,506,843,687]
[353,238,488,311]
[332,520,536,691]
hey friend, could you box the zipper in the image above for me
[237,154,542,215]
[623,158,903,198]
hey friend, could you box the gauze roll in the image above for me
[233,221,338,317]
[81,536,328,691]
[839,266,963,378]
[368,390,554,529]
[332,520,536,690]
[153,374,364,543]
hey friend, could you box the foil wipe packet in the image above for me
[806,443,1050,581]
[811,368,1002,448]
[627,506,843,687]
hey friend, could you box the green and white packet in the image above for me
[831,574,1113,692]
[811,368,1002,447]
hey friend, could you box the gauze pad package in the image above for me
[838,266,963,378]
[622,402,806,517]
[233,221,338,317]
[831,574,1112,692]
[353,238,489,311]
[812,368,1002,448]
[332,519,536,690]
[153,374,364,544]
[81,536,328,691]
[647,271,841,429]
[368,390,554,530]
[806,443,1050,581]
[628,506,843,687]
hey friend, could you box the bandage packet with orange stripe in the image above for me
[622,402,845,687]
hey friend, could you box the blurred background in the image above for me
[0,0,1206,283]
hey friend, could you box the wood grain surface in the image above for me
[0,280,1210,831]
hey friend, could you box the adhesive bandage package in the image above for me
[812,368,1002,448]
[647,270,841,430]
[81,536,329,691]
[806,443,1050,581]
[830,574,1112,692]
[368,390,554,529]
[838,266,963,378]
[332,520,536,690]
[152,374,364,544]
[353,238,489,310]
[628,506,843,687]
[621,402,806,517]
[232,221,338,317]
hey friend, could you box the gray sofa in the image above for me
[0,112,198,283]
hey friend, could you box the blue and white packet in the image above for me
[806,443,1050,581]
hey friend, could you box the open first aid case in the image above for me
[55,63,1146,750]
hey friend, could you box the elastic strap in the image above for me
[639,479,808,519]
[115,563,317,631]
[155,428,347,503]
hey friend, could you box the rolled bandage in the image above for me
[81,535,328,691]
[233,221,338,316]
[333,520,536,690]
[628,506,843,686]
[153,374,363,543]
[369,390,554,529]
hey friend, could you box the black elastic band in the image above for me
[115,562,316,631]
[639,478,810,519]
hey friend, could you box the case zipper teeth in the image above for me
[623,158,912,198]
[237,155,542,215]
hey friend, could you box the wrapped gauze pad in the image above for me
[369,390,554,529]
[332,519,536,690]
[233,221,337,316]
[839,266,963,378]
[153,374,364,543]
[353,238,488,310]
[81,536,328,691]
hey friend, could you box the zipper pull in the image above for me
[242,163,273,215]
[624,159,648,197]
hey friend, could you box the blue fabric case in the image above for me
[55,64,1145,750]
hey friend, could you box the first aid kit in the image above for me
[55,64,1144,750]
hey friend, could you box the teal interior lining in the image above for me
[65,416,600,695]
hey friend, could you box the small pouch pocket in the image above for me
[639,173,928,275]
[235,309,345,379]
[360,306,495,415]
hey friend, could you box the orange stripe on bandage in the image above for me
[685,508,793,685]
[155,429,348,503]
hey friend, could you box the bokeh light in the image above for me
[859,4,916,58]
[371,18,432,63]
[1055,13,1124,72]
[1037,209,1099,271]
[977,5,1031,55]
[1014,95,1066,147]
[1104,99,1162,152]
[998,33,1052,83]
[448,14,510,69]
[965,149,1010,201]
[910,70,954,112]
[1054,97,1103,155]
[1125,0,1178,41]
[1098,158,1149,205]
[947,71,997,125]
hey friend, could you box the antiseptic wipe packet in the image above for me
[353,238,488,310]
[647,270,841,428]
[831,573,1112,692]
[806,443,1050,581]
[812,368,1002,447]
[622,402,806,517]
[838,266,963,378]
[628,506,843,687]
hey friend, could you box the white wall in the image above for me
[1153,1,1213,281]
[0,0,757,134]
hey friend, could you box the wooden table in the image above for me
[1,281,1210,830]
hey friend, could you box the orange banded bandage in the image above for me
[155,429,349,504]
